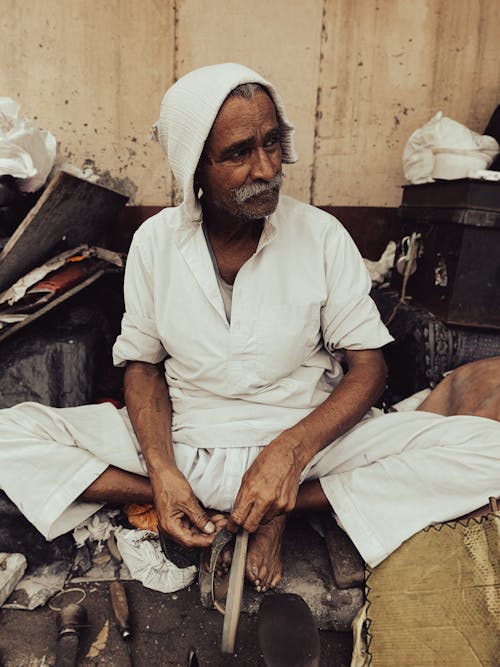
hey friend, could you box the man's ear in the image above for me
[194,162,205,198]
[194,165,202,194]
[194,152,213,192]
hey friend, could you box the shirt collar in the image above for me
[176,196,280,248]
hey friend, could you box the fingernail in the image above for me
[204,520,215,534]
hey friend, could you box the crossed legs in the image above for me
[80,468,328,590]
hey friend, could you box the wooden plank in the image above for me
[221,530,248,654]
[0,171,127,292]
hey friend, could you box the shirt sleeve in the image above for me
[112,231,167,367]
[321,219,394,352]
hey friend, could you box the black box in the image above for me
[400,178,500,212]
[372,287,500,401]
[391,181,500,329]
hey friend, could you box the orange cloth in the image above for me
[124,503,159,532]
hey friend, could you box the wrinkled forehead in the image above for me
[205,87,278,149]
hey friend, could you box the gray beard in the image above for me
[226,172,283,220]
[231,172,283,205]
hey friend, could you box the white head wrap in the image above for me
[154,62,297,223]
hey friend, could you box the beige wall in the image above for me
[1,0,498,206]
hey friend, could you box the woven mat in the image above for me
[366,513,500,666]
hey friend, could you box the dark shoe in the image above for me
[257,593,320,667]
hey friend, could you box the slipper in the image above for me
[198,527,249,654]
[257,593,320,667]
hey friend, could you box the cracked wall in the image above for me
[0,0,498,207]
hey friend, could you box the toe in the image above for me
[270,570,282,589]
[258,564,268,585]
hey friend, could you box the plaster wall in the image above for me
[0,0,498,206]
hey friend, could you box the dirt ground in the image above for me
[0,580,353,666]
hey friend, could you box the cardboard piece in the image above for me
[0,170,128,293]
[366,513,500,666]
[0,245,124,344]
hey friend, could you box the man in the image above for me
[1,63,499,594]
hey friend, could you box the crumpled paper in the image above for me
[72,508,119,550]
[363,241,396,286]
[0,97,56,192]
[403,111,499,184]
[114,527,197,593]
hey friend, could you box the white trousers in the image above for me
[1,401,499,567]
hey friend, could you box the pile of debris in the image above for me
[0,170,128,408]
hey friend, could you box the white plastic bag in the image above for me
[0,97,56,192]
[403,111,499,183]
[114,527,197,593]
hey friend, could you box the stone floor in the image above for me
[0,580,353,666]
[0,509,356,666]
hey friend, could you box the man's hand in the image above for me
[151,465,216,548]
[124,361,216,548]
[227,433,303,533]
[227,349,387,534]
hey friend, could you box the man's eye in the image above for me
[264,135,280,148]
[228,149,248,161]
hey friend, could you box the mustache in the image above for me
[231,172,284,204]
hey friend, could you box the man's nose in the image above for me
[250,148,276,181]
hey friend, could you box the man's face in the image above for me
[198,90,283,220]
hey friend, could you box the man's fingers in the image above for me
[165,516,215,548]
[184,500,215,535]
[228,497,257,533]
[230,500,267,534]
[225,515,241,533]
[241,505,266,533]
[169,526,214,549]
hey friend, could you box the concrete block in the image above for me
[324,514,365,590]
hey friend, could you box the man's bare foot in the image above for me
[246,515,287,592]
[201,512,286,592]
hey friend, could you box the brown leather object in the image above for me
[417,355,500,421]
[28,260,93,296]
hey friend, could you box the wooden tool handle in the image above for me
[109,580,131,640]
[221,530,249,654]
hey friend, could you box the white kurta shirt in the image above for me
[113,195,393,449]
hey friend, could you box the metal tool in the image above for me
[198,527,249,653]
[187,647,200,666]
[54,603,87,667]
[107,534,134,665]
